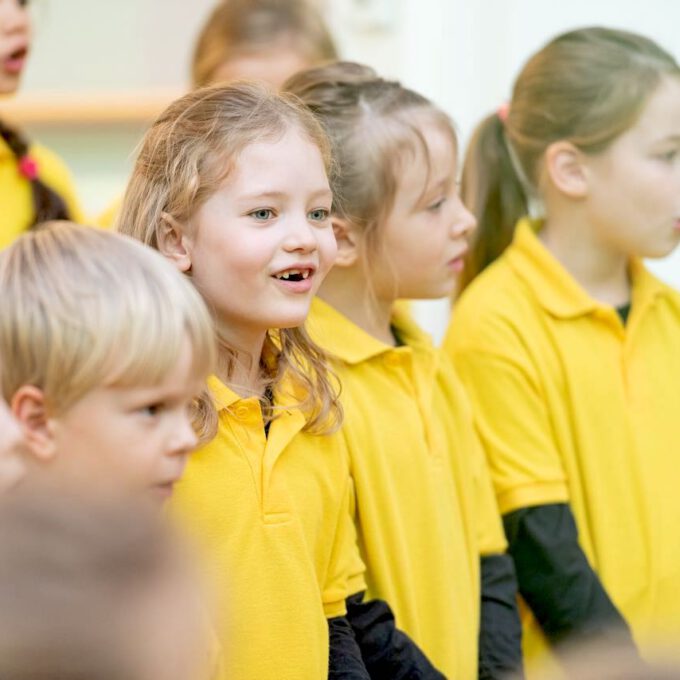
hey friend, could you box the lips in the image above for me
[3,46,28,75]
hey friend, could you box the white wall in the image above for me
[9,0,680,339]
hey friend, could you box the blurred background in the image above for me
[4,0,678,338]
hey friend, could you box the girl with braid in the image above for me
[0,0,83,248]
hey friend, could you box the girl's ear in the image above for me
[158,212,193,273]
[544,141,588,199]
[10,386,57,463]
[332,216,360,268]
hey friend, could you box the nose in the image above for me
[1,1,30,34]
[450,196,477,238]
[282,214,318,254]
[168,413,198,459]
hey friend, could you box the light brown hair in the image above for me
[460,26,680,292]
[117,82,341,434]
[284,61,457,298]
[192,0,338,88]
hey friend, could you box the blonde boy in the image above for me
[0,221,215,500]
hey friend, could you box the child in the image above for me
[192,0,337,89]
[118,81,436,680]
[0,221,216,501]
[444,27,680,674]
[0,490,213,680]
[285,61,523,679]
[0,0,83,247]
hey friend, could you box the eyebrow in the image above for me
[652,133,680,145]
[238,189,332,202]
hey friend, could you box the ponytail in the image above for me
[458,112,527,294]
[0,119,70,229]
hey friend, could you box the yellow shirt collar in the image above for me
[0,135,14,159]
[507,217,668,319]
[308,297,433,364]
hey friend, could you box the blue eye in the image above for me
[309,208,330,221]
[249,209,275,221]
[662,150,678,162]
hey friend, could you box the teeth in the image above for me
[274,269,311,281]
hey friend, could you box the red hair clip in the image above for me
[18,155,39,181]
[497,102,510,123]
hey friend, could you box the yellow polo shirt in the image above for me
[171,375,364,680]
[445,218,680,671]
[0,136,83,249]
[308,297,507,679]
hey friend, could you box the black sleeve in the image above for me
[479,553,525,679]
[346,592,446,680]
[503,503,638,657]
[328,615,371,679]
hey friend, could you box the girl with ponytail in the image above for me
[0,0,82,248]
[446,27,680,675]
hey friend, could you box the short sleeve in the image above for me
[454,348,569,515]
[322,474,366,619]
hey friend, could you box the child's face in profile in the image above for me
[0,0,31,95]
[0,395,26,493]
[14,337,204,503]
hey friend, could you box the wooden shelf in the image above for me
[0,89,184,126]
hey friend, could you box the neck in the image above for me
[539,208,631,308]
[318,267,396,346]
[214,321,268,397]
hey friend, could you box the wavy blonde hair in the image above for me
[117,82,341,434]
[0,222,216,441]
[192,0,338,88]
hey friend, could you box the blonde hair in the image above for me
[117,82,341,434]
[460,27,680,292]
[0,222,216,440]
[192,0,338,88]
[284,61,457,300]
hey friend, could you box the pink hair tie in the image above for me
[18,155,39,181]
[497,102,510,123]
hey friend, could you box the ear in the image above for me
[332,216,360,268]
[10,386,57,462]
[544,141,588,199]
[158,212,193,273]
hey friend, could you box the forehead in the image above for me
[210,49,312,89]
[623,75,680,145]
[394,119,457,198]
[225,127,330,193]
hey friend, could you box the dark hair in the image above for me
[0,119,70,229]
[459,27,680,293]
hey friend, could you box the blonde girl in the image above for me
[445,27,680,674]
[285,62,523,679]
[117,82,387,680]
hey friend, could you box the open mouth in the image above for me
[3,47,28,74]
[272,268,314,282]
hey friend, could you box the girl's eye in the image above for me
[249,209,275,221]
[660,149,678,163]
[427,198,446,212]
[308,208,330,222]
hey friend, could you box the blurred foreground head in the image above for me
[0,490,213,680]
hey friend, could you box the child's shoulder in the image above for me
[448,255,538,355]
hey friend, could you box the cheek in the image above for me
[317,229,339,272]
